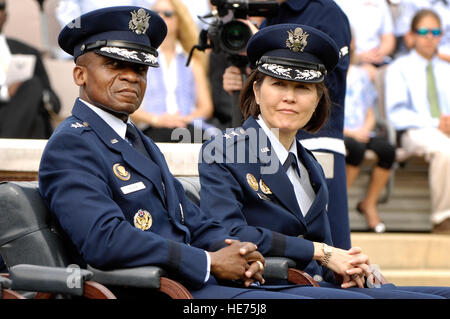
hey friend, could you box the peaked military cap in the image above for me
[58,6,167,67]
[247,23,340,83]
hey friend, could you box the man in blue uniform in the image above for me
[221,0,352,249]
[38,6,319,299]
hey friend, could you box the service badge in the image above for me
[259,179,272,195]
[134,209,152,231]
[246,173,259,192]
[113,163,131,181]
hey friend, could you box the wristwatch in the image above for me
[321,243,333,267]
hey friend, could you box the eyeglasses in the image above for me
[155,10,175,18]
[415,28,442,37]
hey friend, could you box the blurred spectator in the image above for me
[0,0,60,139]
[55,0,154,58]
[386,0,450,62]
[419,0,450,62]
[386,0,420,57]
[385,9,450,234]
[130,0,214,143]
[56,0,154,26]
[335,0,396,80]
[344,36,396,233]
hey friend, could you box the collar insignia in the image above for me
[129,8,150,35]
[286,27,309,52]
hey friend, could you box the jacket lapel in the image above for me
[296,140,328,222]
[243,117,307,228]
[71,100,166,203]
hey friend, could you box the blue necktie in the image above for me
[126,123,150,158]
[283,152,301,177]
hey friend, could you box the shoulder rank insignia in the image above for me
[286,27,309,52]
[129,8,150,35]
[259,179,272,195]
[113,163,131,181]
[246,173,259,191]
[134,209,152,231]
[71,122,84,128]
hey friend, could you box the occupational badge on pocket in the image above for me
[259,179,272,195]
[134,209,152,231]
[113,163,131,181]
[246,173,259,191]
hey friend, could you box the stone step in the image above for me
[380,269,450,286]
[351,233,450,270]
[349,233,450,286]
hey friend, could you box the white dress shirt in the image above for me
[257,116,316,216]
[385,49,450,130]
[80,98,211,282]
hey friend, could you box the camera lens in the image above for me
[220,20,252,54]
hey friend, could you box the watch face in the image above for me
[324,244,333,254]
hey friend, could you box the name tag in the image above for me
[121,181,146,195]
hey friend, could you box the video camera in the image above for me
[187,0,279,68]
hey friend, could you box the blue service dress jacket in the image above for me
[38,99,237,290]
[199,116,336,283]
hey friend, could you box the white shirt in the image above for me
[334,0,394,53]
[256,116,316,216]
[80,98,211,282]
[385,49,450,130]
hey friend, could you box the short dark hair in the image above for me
[239,70,331,133]
[411,9,441,31]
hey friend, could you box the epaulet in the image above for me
[222,127,248,148]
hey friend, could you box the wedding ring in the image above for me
[256,260,264,272]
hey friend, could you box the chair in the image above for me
[0,181,193,299]
[0,275,25,299]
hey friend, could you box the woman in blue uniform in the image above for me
[199,23,450,299]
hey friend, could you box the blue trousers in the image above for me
[319,282,448,299]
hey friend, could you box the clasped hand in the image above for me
[208,239,265,287]
[328,246,373,289]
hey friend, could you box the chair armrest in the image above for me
[264,257,319,287]
[264,257,296,281]
[9,264,93,297]
[88,265,193,299]
[88,265,165,289]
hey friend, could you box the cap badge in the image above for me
[134,209,152,231]
[259,179,272,195]
[113,163,131,181]
[129,8,150,35]
[246,173,259,192]
[286,27,309,52]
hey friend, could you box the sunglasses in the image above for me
[415,28,442,37]
[155,10,175,18]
